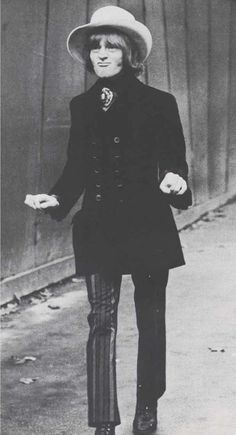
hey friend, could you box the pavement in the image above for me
[1,200,236,435]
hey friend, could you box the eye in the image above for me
[106,43,119,51]
[91,48,99,53]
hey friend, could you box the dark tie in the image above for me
[100,87,117,111]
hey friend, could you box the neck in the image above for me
[97,68,136,90]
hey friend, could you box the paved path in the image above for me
[1,201,236,435]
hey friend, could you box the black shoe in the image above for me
[95,423,115,435]
[133,404,157,434]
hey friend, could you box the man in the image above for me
[25,6,191,435]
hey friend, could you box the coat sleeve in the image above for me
[158,94,188,180]
[158,94,192,209]
[47,98,87,220]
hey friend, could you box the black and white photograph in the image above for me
[1,1,236,434]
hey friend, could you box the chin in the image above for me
[95,68,122,79]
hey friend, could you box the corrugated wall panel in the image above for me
[185,0,209,204]
[2,0,236,303]
[119,0,144,21]
[227,0,236,192]
[1,0,48,278]
[208,0,231,198]
[145,0,169,91]
[36,0,87,267]
[163,0,192,192]
[119,0,146,81]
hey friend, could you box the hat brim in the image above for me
[67,20,152,64]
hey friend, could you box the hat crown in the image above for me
[67,5,152,64]
[91,6,135,24]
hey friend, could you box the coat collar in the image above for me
[80,71,152,139]
[84,70,146,108]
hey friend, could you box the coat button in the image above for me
[92,155,98,159]
[94,169,100,174]
[96,184,101,188]
[95,194,102,202]
[117,184,123,188]
[114,136,120,144]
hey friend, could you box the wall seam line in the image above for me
[34,0,50,267]
[143,0,148,84]
[207,0,212,199]
[84,0,90,91]
[162,0,171,92]
[225,0,233,193]
[184,0,195,204]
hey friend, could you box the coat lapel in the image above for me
[79,74,166,149]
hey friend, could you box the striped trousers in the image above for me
[85,269,169,427]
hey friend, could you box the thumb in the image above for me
[160,182,171,194]
[40,202,51,209]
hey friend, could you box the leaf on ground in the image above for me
[202,216,211,222]
[48,304,60,310]
[19,377,38,385]
[215,209,225,217]
[11,355,37,365]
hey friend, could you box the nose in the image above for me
[98,47,108,60]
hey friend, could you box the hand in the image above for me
[24,194,59,210]
[160,172,187,195]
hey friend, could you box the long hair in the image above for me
[83,27,144,76]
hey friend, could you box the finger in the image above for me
[160,182,171,194]
[37,194,51,202]
[24,194,33,205]
[40,202,51,209]
[34,198,43,209]
[24,196,36,209]
[24,198,30,206]
[165,174,179,186]
[171,180,182,194]
[176,186,184,195]
[166,181,177,193]
[41,197,59,208]
[171,174,186,193]
[29,200,37,209]
[169,184,178,193]
[176,180,187,195]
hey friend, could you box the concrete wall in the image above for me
[2,0,236,304]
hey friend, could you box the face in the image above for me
[89,35,123,78]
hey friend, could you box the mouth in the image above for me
[97,63,110,67]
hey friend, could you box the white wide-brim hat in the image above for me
[67,6,152,63]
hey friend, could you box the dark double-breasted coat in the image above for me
[49,71,192,276]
